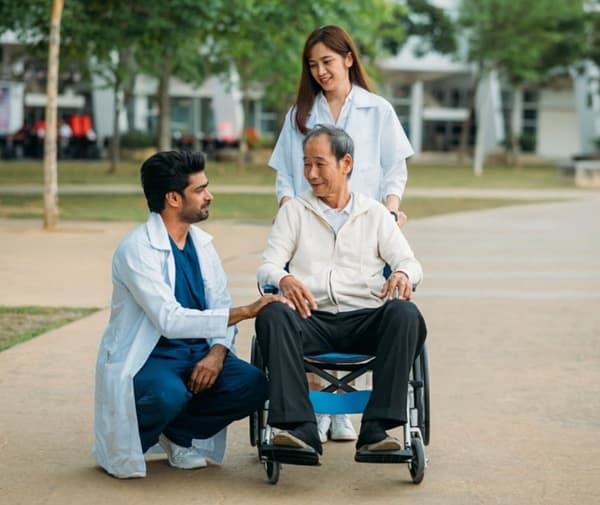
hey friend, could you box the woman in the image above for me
[268,25,414,444]
[270,24,413,223]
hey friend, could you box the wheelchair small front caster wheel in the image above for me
[265,460,280,484]
[409,437,425,484]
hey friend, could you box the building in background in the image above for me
[1,9,599,162]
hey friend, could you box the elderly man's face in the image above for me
[303,134,352,199]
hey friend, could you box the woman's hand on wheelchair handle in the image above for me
[279,275,317,319]
[380,271,412,300]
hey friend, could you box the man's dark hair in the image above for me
[140,151,205,213]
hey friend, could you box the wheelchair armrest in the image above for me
[262,284,279,295]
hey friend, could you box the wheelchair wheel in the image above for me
[249,335,264,447]
[409,437,425,484]
[265,460,281,484]
[414,346,431,446]
[421,346,430,445]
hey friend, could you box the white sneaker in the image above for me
[316,414,332,443]
[330,415,357,441]
[158,434,208,469]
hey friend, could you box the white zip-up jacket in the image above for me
[93,212,236,478]
[257,192,423,313]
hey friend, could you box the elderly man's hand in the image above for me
[279,275,317,318]
[379,271,412,300]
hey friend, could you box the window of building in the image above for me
[248,99,277,136]
[170,97,193,134]
[390,84,411,126]
[199,97,215,137]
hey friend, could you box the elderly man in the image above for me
[94,151,288,478]
[255,125,427,459]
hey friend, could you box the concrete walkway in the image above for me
[1,190,599,504]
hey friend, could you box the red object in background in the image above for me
[217,121,234,143]
[246,126,258,146]
[33,119,46,138]
[68,114,92,138]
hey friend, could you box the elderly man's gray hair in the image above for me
[302,124,354,161]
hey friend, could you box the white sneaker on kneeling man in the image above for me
[158,434,208,469]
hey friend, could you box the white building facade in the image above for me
[1,4,599,162]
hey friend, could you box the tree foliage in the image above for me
[381,0,457,57]
[211,0,408,117]
[459,0,586,84]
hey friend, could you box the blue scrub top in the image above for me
[155,233,208,351]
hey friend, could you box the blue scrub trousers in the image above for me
[134,339,268,452]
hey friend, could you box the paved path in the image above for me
[1,190,599,504]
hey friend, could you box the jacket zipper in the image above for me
[303,199,364,307]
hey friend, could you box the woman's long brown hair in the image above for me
[294,25,373,134]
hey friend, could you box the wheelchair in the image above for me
[248,328,430,485]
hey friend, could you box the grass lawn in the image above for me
[0,157,577,189]
[0,306,99,352]
[0,192,551,222]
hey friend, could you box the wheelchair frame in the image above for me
[249,335,430,485]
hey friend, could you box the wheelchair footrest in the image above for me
[354,448,413,463]
[260,444,321,466]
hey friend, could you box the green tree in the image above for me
[0,0,66,228]
[459,0,586,170]
[132,1,228,151]
[214,0,405,155]
[215,0,455,160]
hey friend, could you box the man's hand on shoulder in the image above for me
[379,271,412,301]
[279,275,317,319]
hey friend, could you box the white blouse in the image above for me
[269,85,414,204]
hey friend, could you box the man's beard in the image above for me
[180,205,209,224]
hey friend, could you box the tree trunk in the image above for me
[458,75,480,164]
[121,48,137,131]
[473,72,491,176]
[43,0,63,230]
[240,91,251,163]
[509,83,523,167]
[108,75,121,174]
[157,52,173,151]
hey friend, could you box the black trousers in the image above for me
[255,299,427,430]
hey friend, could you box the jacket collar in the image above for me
[145,212,213,251]
[298,191,371,218]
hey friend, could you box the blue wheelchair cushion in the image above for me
[310,390,371,414]
[304,353,374,365]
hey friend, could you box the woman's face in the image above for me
[307,42,353,94]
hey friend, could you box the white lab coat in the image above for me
[93,212,236,478]
[269,85,414,204]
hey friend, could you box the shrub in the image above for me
[120,130,156,149]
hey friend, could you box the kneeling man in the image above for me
[255,125,427,458]
[94,151,287,478]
